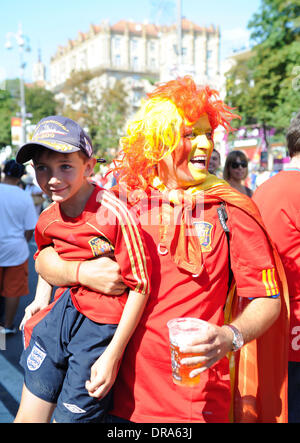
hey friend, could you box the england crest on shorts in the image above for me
[27,342,47,371]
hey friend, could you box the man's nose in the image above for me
[192,135,211,149]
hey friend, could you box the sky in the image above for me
[0,0,262,83]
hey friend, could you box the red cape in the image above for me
[205,185,289,423]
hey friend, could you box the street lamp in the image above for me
[5,24,31,146]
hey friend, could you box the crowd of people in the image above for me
[0,76,299,423]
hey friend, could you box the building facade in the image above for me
[49,19,221,109]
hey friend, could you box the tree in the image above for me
[59,70,129,161]
[0,89,18,148]
[226,0,300,141]
[225,52,257,129]
[93,80,129,160]
[25,86,58,124]
[0,80,58,150]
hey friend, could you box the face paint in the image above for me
[158,114,214,188]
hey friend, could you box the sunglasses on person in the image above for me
[231,161,248,169]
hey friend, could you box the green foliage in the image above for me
[59,70,129,161]
[93,80,129,160]
[0,88,18,148]
[25,86,57,123]
[0,80,58,148]
[225,0,300,138]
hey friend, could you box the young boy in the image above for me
[14,116,151,423]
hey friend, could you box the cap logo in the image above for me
[84,137,93,157]
[32,120,69,142]
[41,140,75,152]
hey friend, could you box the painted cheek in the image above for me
[172,138,192,175]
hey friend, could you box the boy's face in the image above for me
[158,113,214,188]
[33,150,95,205]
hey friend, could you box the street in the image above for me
[0,239,38,423]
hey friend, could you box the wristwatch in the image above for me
[224,324,244,352]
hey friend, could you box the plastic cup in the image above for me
[167,317,209,387]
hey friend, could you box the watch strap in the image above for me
[224,324,244,352]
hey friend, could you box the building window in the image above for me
[131,38,138,52]
[114,37,121,50]
[132,56,139,70]
[150,57,156,70]
[114,54,121,66]
[149,40,155,51]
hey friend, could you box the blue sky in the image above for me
[0,0,261,82]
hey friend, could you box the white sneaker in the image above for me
[0,326,17,335]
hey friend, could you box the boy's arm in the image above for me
[85,288,149,399]
[19,275,53,330]
[35,246,126,295]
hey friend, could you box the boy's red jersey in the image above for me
[34,185,151,324]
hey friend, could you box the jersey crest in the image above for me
[192,221,213,252]
[88,236,114,257]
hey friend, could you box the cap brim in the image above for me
[16,140,80,164]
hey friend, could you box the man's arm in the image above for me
[35,246,126,295]
[180,296,281,377]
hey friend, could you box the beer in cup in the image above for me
[167,317,209,387]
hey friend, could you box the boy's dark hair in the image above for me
[32,145,90,164]
[3,159,25,179]
[286,112,300,158]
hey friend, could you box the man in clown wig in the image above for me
[35,77,289,423]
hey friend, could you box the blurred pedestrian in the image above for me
[223,150,253,197]
[253,111,300,423]
[255,166,271,188]
[0,159,37,334]
[208,148,221,176]
[22,172,45,216]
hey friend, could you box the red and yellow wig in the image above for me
[114,76,239,191]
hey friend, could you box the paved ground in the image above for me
[0,240,37,423]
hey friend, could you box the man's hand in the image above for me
[79,257,126,295]
[179,323,233,377]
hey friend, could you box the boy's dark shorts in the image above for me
[20,289,117,423]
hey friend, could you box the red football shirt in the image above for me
[34,185,151,324]
[254,169,300,361]
[111,191,279,422]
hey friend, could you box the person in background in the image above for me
[223,150,253,197]
[208,148,221,176]
[253,111,300,422]
[0,160,37,334]
[22,172,45,216]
